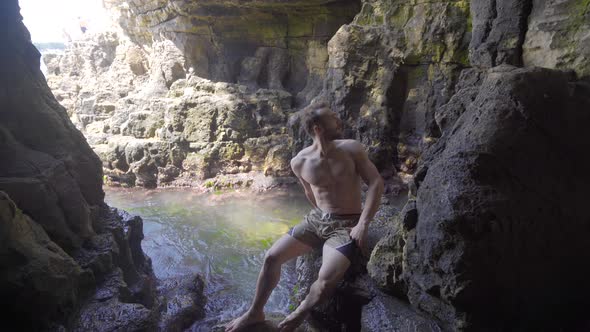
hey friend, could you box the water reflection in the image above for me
[104,187,310,329]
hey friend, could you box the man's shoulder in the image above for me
[335,139,365,153]
[291,147,312,169]
[294,146,315,158]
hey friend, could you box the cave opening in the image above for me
[20,0,110,74]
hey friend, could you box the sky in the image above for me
[20,0,110,43]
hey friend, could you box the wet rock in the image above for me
[157,275,206,332]
[66,207,158,330]
[367,213,407,298]
[74,300,154,332]
[74,232,118,282]
[360,275,444,332]
[211,312,306,332]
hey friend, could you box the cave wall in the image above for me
[362,0,590,330]
[313,0,472,177]
[103,0,361,99]
[0,0,103,252]
[0,1,160,329]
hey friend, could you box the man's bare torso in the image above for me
[293,139,362,215]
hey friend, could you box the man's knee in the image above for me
[314,278,337,296]
[263,251,283,268]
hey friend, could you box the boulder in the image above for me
[0,191,93,330]
[406,66,590,330]
[360,274,443,332]
[157,275,206,331]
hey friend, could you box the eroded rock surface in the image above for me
[523,0,590,77]
[45,31,307,189]
[0,1,206,329]
[103,0,361,96]
[0,192,93,330]
[372,66,590,331]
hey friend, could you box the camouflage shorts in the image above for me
[288,208,360,261]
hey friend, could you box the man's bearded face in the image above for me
[318,109,343,141]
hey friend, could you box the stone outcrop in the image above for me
[415,66,590,330]
[156,275,206,331]
[103,0,361,99]
[296,0,472,183]
[290,0,590,330]
[372,65,590,331]
[469,0,531,68]
[0,1,205,330]
[0,192,93,330]
[45,32,300,189]
[523,0,590,77]
[1,3,103,252]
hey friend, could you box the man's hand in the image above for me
[349,222,369,254]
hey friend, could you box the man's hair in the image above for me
[301,101,330,137]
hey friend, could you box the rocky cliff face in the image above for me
[406,66,590,331]
[288,0,590,330]
[43,0,362,189]
[0,1,206,330]
[361,0,590,330]
[103,0,361,96]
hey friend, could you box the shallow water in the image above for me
[104,187,310,330]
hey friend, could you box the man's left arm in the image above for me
[349,141,384,251]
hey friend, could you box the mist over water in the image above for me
[104,187,310,330]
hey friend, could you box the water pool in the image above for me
[105,187,310,330]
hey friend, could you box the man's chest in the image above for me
[300,153,356,186]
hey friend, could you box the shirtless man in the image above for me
[225,102,384,332]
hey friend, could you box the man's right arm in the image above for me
[291,157,318,208]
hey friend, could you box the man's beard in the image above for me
[323,128,343,141]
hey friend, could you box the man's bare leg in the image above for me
[277,244,351,332]
[225,235,312,332]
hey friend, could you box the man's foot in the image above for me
[277,311,307,332]
[225,310,265,332]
